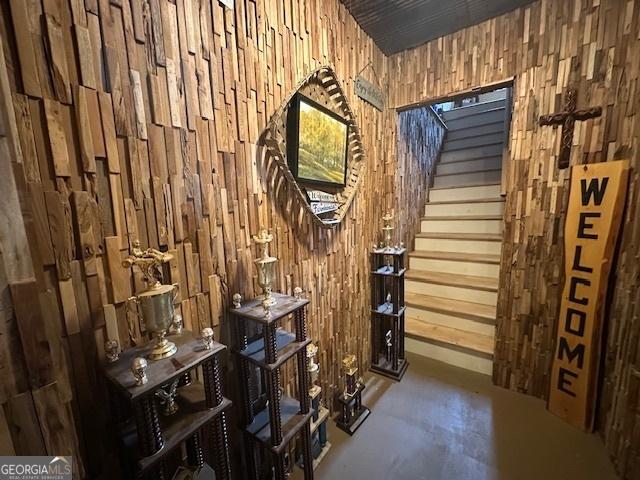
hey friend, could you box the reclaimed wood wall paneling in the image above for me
[0,0,436,477]
[389,1,640,478]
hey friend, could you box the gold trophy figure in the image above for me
[382,212,395,268]
[253,228,278,308]
[382,212,394,250]
[342,354,359,397]
[123,241,179,360]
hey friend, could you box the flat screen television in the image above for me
[287,93,349,188]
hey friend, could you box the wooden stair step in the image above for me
[446,121,504,140]
[421,215,503,221]
[442,134,504,152]
[433,170,503,189]
[435,168,502,178]
[430,182,502,191]
[440,144,503,163]
[409,250,500,264]
[436,157,503,176]
[445,109,507,132]
[405,292,496,323]
[405,318,494,357]
[415,232,502,241]
[405,269,499,292]
[426,197,504,205]
[442,100,506,120]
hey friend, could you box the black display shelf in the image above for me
[373,303,407,317]
[370,357,409,381]
[118,385,233,473]
[335,383,370,435]
[104,331,232,480]
[232,292,309,324]
[370,247,408,381]
[245,394,315,454]
[372,265,407,276]
[231,292,314,480]
[237,329,311,370]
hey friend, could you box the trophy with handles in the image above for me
[253,227,278,308]
[123,241,179,360]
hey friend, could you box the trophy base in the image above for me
[262,295,276,307]
[148,340,178,360]
[370,357,408,381]
[162,402,179,416]
[335,406,370,436]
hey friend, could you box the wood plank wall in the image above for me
[395,107,446,250]
[0,0,413,477]
[388,0,640,478]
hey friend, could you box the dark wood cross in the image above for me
[539,88,602,169]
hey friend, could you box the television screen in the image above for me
[288,94,349,187]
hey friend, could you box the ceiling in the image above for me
[340,0,536,55]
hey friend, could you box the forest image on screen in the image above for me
[297,100,347,184]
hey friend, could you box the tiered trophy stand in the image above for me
[103,245,232,480]
[231,229,314,480]
[303,343,331,468]
[334,355,370,435]
[370,213,408,380]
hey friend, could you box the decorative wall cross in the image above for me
[539,89,602,169]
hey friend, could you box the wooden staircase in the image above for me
[404,94,508,375]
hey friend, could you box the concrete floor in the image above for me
[310,353,618,480]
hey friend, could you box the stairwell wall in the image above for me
[387,0,640,478]
[394,107,447,250]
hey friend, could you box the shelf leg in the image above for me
[133,396,164,479]
[186,430,204,468]
[371,313,379,365]
[203,357,231,480]
[242,432,258,480]
[297,348,310,414]
[237,318,255,425]
[399,312,405,360]
[300,422,314,479]
[273,453,287,480]
[295,304,313,479]
[265,369,283,446]
[293,306,308,343]
[393,317,399,371]
[263,323,283,447]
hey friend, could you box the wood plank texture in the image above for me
[0,0,637,479]
[395,107,446,249]
[405,317,494,356]
[389,1,640,478]
[0,0,394,477]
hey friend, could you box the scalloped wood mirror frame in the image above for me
[262,66,366,228]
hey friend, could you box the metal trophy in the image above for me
[385,330,393,363]
[342,354,359,397]
[307,343,320,391]
[382,212,394,249]
[253,228,278,308]
[155,378,180,416]
[382,212,395,268]
[123,241,179,361]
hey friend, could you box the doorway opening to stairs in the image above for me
[401,84,513,376]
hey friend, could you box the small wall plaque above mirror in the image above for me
[263,66,366,228]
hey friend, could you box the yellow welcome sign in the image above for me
[548,160,629,431]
